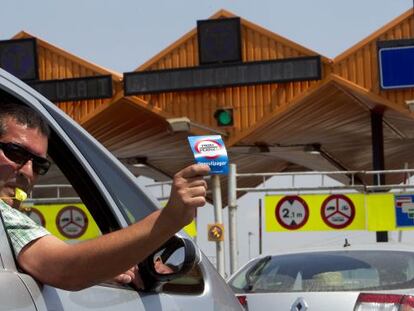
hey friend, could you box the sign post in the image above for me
[228,163,238,275]
[211,175,225,277]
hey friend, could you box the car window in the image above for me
[41,101,160,226]
[228,251,414,292]
[0,82,206,294]
[21,129,119,242]
[41,107,206,293]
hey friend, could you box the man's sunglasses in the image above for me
[0,142,51,175]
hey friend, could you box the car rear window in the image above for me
[228,251,414,292]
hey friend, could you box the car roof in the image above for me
[227,242,414,280]
[252,242,414,259]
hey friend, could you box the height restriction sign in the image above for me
[275,195,309,230]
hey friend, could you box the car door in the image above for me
[0,70,185,311]
[0,68,242,311]
[0,216,39,311]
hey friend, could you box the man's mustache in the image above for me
[11,174,31,193]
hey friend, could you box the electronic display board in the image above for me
[0,38,38,81]
[124,56,321,95]
[197,17,242,65]
[29,75,113,102]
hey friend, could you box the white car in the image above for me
[227,243,414,310]
[0,67,242,310]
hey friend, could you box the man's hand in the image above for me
[112,265,144,289]
[113,260,175,289]
[164,164,210,227]
[154,256,175,274]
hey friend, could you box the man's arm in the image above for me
[17,164,210,291]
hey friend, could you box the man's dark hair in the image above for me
[0,89,50,138]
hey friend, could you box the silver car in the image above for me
[227,243,414,310]
[0,68,242,311]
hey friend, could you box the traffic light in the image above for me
[214,108,233,126]
[208,224,224,242]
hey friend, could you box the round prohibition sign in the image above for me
[321,194,355,229]
[275,195,309,230]
[28,208,46,227]
[56,205,89,239]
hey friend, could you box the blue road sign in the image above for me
[395,194,414,227]
[379,45,414,90]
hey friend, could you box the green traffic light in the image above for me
[215,109,233,126]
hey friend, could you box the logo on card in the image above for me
[195,140,222,158]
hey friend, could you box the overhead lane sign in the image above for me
[266,193,412,232]
[275,195,309,230]
[395,194,414,228]
[366,193,396,231]
[266,194,366,232]
[56,205,89,239]
[26,203,101,241]
[321,194,355,229]
[378,39,414,90]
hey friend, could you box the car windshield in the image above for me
[228,251,414,292]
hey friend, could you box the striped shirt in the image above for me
[0,200,50,256]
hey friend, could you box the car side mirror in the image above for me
[138,235,198,291]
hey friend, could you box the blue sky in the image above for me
[2,0,413,275]
[1,0,412,72]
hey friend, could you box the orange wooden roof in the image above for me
[10,8,414,201]
[12,31,123,124]
[75,8,414,199]
[234,74,414,183]
[332,8,414,109]
[104,9,333,141]
[223,8,414,189]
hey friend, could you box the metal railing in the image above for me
[26,168,414,205]
[235,169,414,193]
[27,184,81,204]
[145,181,172,201]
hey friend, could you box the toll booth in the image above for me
[3,8,414,205]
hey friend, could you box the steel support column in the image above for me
[371,110,388,242]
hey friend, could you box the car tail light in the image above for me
[354,293,414,310]
[236,295,248,310]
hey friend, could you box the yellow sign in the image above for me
[160,201,197,237]
[366,193,396,231]
[182,220,196,237]
[265,193,397,232]
[26,203,101,241]
[25,202,198,240]
[208,223,224,241]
